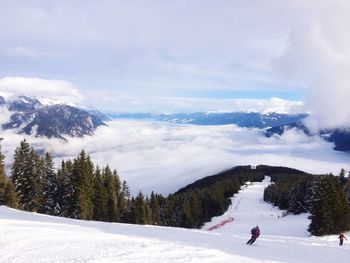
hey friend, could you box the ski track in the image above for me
[1,176,349,263]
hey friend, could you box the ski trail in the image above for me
[203,176,307,237]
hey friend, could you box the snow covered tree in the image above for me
[11,140,44,212]
[0,141,19,208]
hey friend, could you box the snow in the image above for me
[1,177,349,263]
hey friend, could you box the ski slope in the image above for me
[1,177,349,263]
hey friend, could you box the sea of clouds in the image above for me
[1,119,349,195]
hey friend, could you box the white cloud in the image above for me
[0,77,83,105]
[273,1,350,130]
[1,120,348,196]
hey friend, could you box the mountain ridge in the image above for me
[0,95,106,140]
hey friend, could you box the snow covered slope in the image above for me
[1,177,349,263]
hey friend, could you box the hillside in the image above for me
[1,176,349,263]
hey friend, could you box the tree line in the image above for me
[2,139,349,236]
[0,140,267,228]
[264,170,350,236]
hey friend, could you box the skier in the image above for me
[246,225,260,245]
[338,233,347,246]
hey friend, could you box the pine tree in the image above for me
[181,196,193,227]
[344,178,350,205]
[104,166,118,221]
[112,169,125,220]
[121,180,131,222]
[288,181,309,214]
[190,191,202,228]
[11,140,43,212]
[92,166,108,221]
[57,160,75,217]
[308,175,350,235]
[122,180,130,200]
[30,148,45,212]
[3,180,19,208]
[73,150,95,220]
[130,191,150,224]
[338,169,348,187]
[0,143,6,204]
[149,191,161,225]
[43,152,60,215]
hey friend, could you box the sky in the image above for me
[1,0,350,129]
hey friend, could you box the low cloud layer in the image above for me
[1,120,348,195]
[0,77,83,105]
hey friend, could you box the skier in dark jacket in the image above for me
[246,225,260,245]
[338,233,347,246]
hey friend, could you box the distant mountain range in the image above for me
[110,112,308,129]
[265,122,350,152]
[112,112,350,152]
[0,95,106,140]
[1,96,349,152]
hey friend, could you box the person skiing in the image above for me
[247,225,260,245]
[338,233,347,246]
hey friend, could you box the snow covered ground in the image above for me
[1,177,349,263]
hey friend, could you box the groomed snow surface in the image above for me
[1,177,349,263]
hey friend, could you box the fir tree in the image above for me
[73,150,95,220]
[130,191,150,224]
[112,169,125,220]
[57,160,75,217]
[31,149,45,212]
[11,140,43,212]
[308,175,350,235]
[43,153,60,215]
[288,181,309,214]
[0,143,6,204]
[92,166,108,221]
[3,180,19,208]
[338,169,348,187]
[104,166,118,222]
[344,178,350,205]
[149,191,161,225]
[122,180,130,200]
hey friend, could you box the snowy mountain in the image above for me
[111,112,308,128]
[1,176,348,263]
[0,95,106,140]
